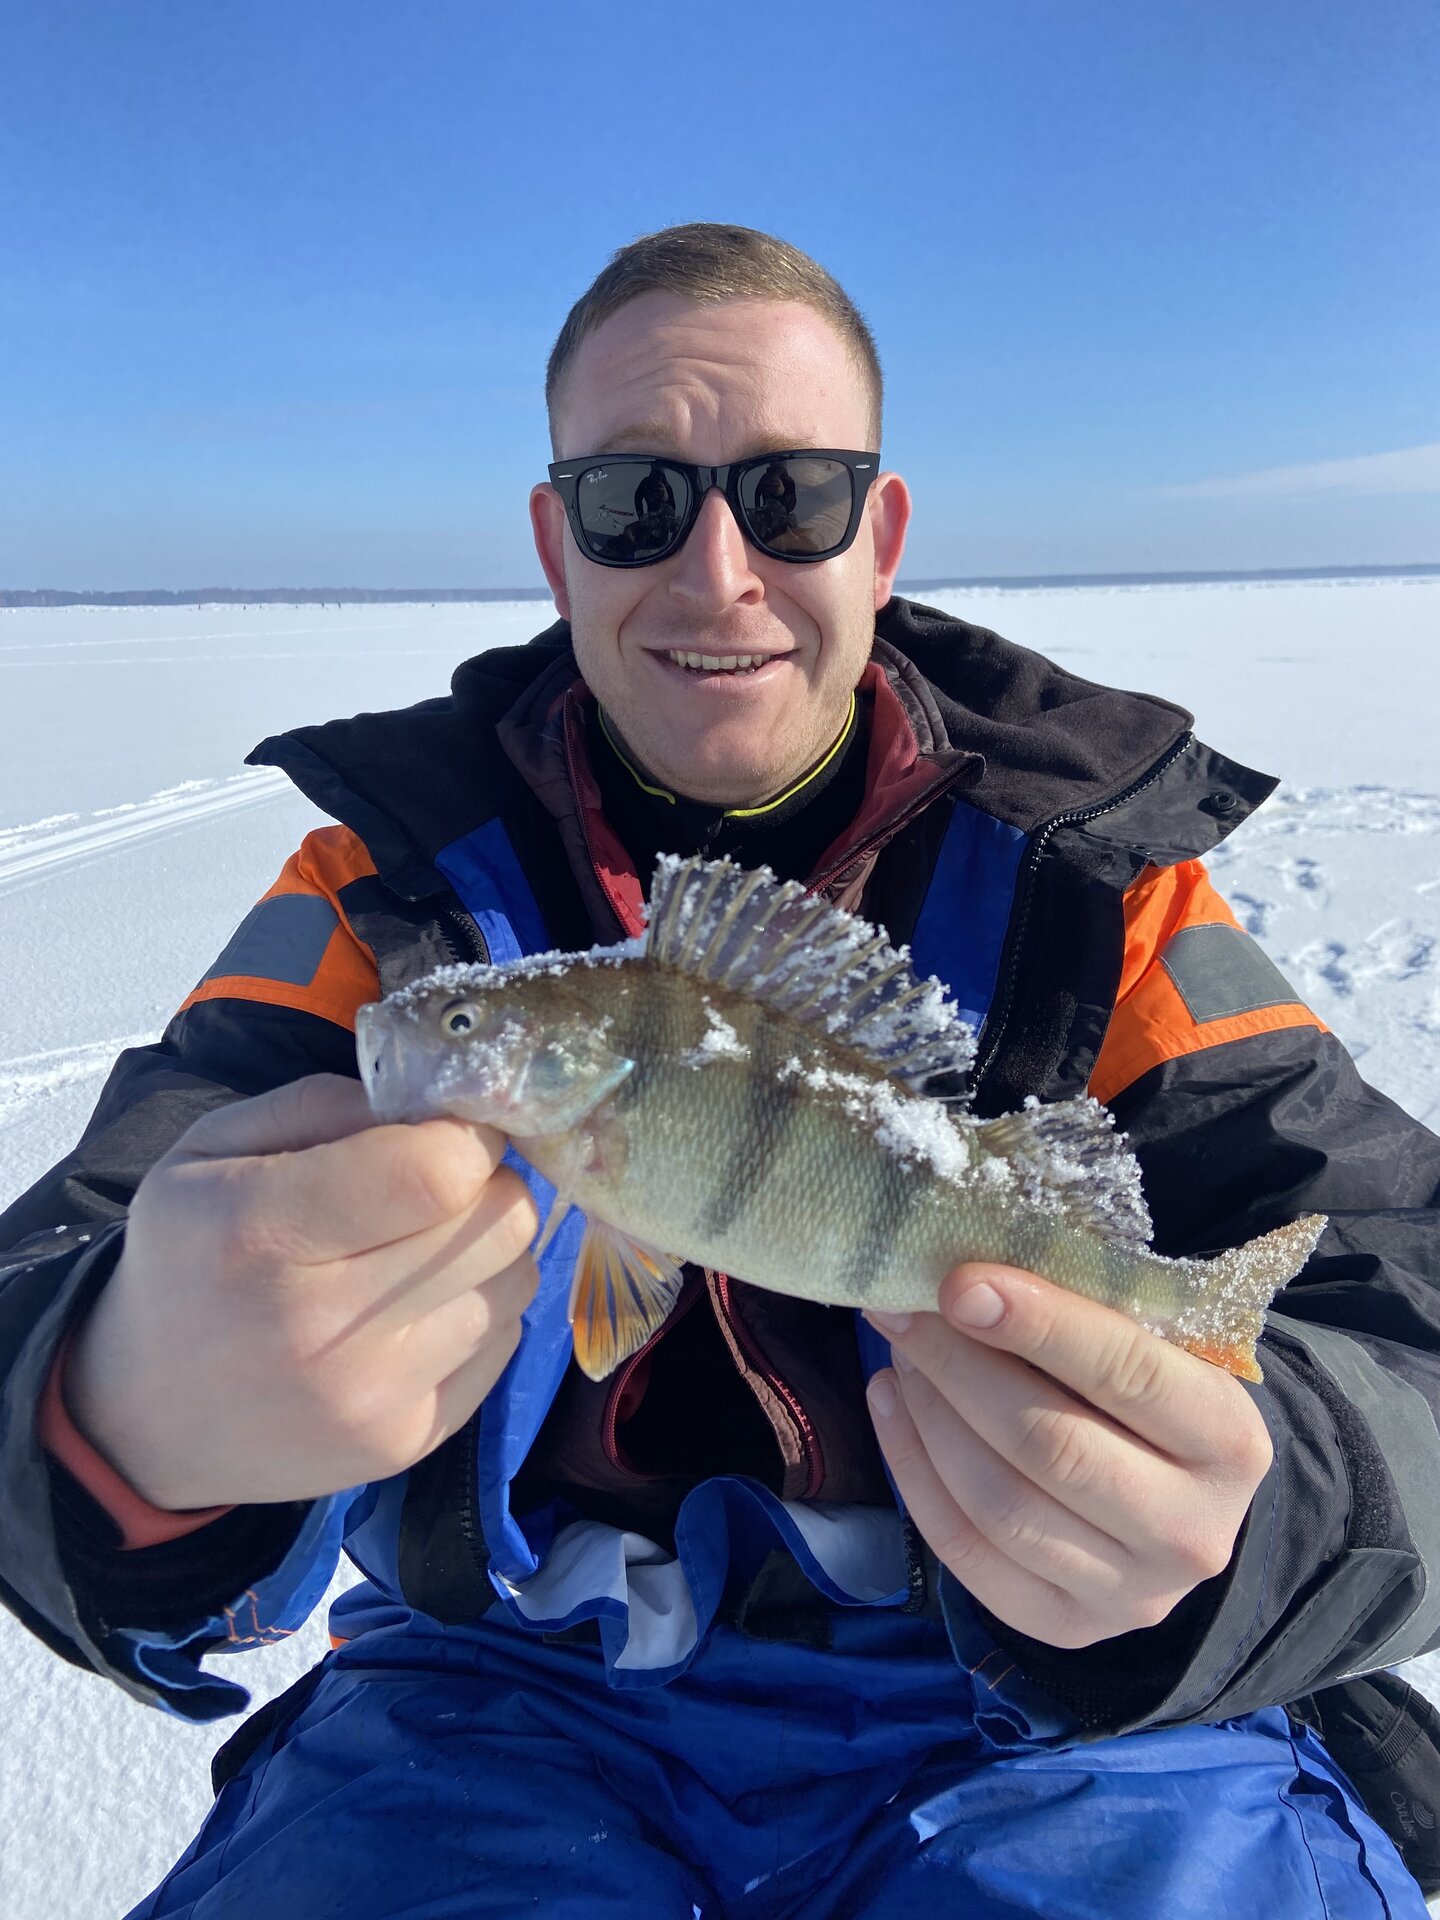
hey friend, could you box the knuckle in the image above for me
[1179,1524,1235,1584]
[1097,1328,1168,1407]
[1223,1411,1274,1484]
[1026,1593,1097,1649]
[983,1484,1045,1558]
[405,1130,486,1221]
[1018,1405,1098,1492]
[933,1521,987,1582]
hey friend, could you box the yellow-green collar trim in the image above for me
[596,691,859,820]
[597,707,676,804]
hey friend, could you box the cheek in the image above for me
[786,564,875,679]
[566,569,649,677]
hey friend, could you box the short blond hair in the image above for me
[546,222,883,449]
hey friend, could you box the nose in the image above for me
[666,485,764,612]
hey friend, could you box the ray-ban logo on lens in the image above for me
[585,470,608,484]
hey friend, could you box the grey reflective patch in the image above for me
[205,895,338,988]
[1160,922,1302,1023]
[1268,1312,1440,1666]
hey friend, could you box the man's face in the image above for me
[531,293,911,807]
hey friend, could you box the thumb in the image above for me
[176,1073,376,1162]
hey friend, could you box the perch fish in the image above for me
[358,855,1324,1383]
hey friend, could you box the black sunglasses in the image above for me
[547,448,880,568]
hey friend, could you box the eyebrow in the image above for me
[584,426,816,458]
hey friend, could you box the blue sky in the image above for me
[2,0,1436,587]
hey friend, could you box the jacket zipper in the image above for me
[804,764,971,901]
[441,901,490,968]
[972,731,1194,1092]
[710,1269,825,1499]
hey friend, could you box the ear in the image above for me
[529,484,573,620]
[867,470,912,611]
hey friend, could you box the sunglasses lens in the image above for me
[573,460,688,562]
[739,456,855,556]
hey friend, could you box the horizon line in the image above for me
[2,560,1438,608]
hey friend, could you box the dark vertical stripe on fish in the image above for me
[840,1150,918,1303]
[698,1016,801,1237]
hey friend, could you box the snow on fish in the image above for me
[357,855,1325,1383]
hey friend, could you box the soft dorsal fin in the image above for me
[976,1097,1154,1248]
[643,854,976,1097]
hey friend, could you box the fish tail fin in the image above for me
[1176,1213,1328,1382]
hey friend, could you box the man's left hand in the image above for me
[864,1264,1274,1649]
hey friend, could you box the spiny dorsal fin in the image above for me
[976,1097,1154,1248]
[643,854,976,1097]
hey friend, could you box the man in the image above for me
[2,223,1438,1917]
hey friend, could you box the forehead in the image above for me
[553,292,871,460]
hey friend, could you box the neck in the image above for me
[589,694,869,888]
[597,695,859,817]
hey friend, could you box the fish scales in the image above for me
[525,964,1197,1322]
[358,854,1327,1382]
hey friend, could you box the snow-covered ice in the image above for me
[0,580,1437,1915]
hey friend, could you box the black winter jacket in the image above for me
[2,597,1438,1737]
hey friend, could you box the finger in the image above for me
[373,1251,540,1403]
[177,1074,378,1159]
[866,1369,1081,1646]
[336,1176,541,1332]
[238,1117,517,1265]
[874,1308,1185,1544]
[935,1263,1243,1463]
[891,1356,1133,1600]
[426,1314,528,1447]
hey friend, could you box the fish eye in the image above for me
[439,999,483,1037]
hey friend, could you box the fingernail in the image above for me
[950,1281,1005,1329]
[867,1311,912,1336]
[867,1372,899,1419]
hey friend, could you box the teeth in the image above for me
[665,650,767,672]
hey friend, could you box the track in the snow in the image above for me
[0,771,291,895]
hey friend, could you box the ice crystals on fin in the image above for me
[975,1095,1153,1247]
[643,855,977,1096]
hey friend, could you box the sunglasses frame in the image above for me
[546,448,881,568]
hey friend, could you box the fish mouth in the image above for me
[356,1005,443,1124]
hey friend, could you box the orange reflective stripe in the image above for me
[1089,860,1326,1106]
[179,825,380,1032]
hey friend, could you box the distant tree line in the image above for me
[1,566,1436,609]
[0,587,556,608]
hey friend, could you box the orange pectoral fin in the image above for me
[567,1220,686,1382]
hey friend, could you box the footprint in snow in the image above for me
[1228,892,1273,938]
[1277,854,1328,901]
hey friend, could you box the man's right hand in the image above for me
[63,1074,540,1512]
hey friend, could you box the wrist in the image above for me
[42,1321,233,1546]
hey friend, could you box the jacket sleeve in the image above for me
[0,826,382,1720]
[966,859,1440,1736]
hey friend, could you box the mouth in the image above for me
[657,648,784,677]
